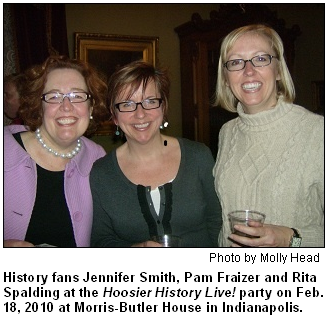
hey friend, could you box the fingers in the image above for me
[4,239,35,247]
[233,224,262,238]
[229,224,263,247]
[142,241,164,247]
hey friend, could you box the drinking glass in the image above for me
[228,210,266,238]
[151,234,181,247]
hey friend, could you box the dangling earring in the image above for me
[115,125,120,136]
[90,115,93,120]
[160,121,169,129]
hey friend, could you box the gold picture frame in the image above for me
[75,32,159,135]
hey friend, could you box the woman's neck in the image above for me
[124,134,167,161]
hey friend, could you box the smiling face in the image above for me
[40,68,92,149]
[225,32,281,114]
[114,80,163,145]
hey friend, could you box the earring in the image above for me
[115,125,120,136]
[90,115,93,120]
[160,121,168,129]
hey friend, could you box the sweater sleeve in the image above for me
[90,157,133,247]
[297,116,324,247]
[198,143,222,246]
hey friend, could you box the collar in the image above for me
[4,125,95,177]
[236,96,294,131]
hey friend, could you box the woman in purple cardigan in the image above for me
[4,56,109,247]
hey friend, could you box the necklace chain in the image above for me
[35,128,81,159]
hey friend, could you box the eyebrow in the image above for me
[227,52,269,59]
[44,88,87,93]
[120,95,158,102]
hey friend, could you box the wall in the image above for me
[266,3,324,108]
[65,3,218,152]
[65,4,324,152]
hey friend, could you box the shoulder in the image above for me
[4,126,31,170]
[4,124,28,136]
[179,137,210,152]
[91,149,115,171]
[292,104,323,121]
[80,136,106,154]
[78,137,107,163]
[178,138,214,161]
[219,116,238,135]
[71,137,107,175]
[291,104,324,135]
[90,150,117,185]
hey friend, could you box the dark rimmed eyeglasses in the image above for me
[41,91,92,104]
[115,98,162,112]
[224,54,278,71]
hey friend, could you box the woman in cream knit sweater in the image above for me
[213,24,324,247]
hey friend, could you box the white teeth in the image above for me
[134,123,149,129]
[242,83,262,90]
[57,118,76,125]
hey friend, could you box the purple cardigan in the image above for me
[4,125,106,247]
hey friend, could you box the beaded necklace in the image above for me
[35,128,81,159]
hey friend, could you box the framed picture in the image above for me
[311,80,324,116]
[75,32,159,135]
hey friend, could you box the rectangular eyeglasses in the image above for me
[115,98,162,112]
[224,54,277,71]
[41,91,92,104]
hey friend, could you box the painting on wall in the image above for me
[75,32,159,135]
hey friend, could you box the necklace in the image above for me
[35,128,82,159]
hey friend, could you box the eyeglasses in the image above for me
[115,98,162,112]
[41,91,92,104]
[224,54,277,71]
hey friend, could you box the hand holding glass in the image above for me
[228,210,266,238]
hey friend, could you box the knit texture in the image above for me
[90,138,222,247]
[213,97,324,247]
[4,125,106,247]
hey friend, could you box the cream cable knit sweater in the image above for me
[213,97,324,247]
